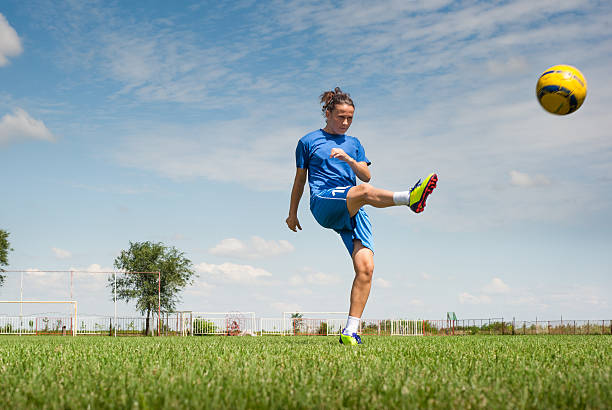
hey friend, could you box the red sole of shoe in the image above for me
[413,174,438,213]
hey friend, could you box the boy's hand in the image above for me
[330,148,353,164]
[286,215,302,232]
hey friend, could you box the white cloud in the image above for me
[374,278,391,288]
[459,292,492,305]
[270,301,302,313]
[67,265,117,292]
[0,13,22,66]
[487,56,528,76]
[51,247,72,259]
[509,170,551,187]
[209,236,294,259]
[289,275,304,286]
[287,288,312,296]
[305,272,340,285]
[95,0,612,226]
[210,238,245,254]
[288,270,341,286]
[114,123,299,191]
[185,280,215,296]
[540,286,609,310]
[195,262,272,283]
[68,264,114,273]
[36,4,261,105]
[17,269,82,297]
[0,108,55,145]
[25,268,45,275]
[13,266,127,303]
[483,277,510,294]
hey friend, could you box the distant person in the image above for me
[286,87,437,345]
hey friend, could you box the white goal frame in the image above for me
[282,311,346,336]
[190,312,257,335]
[0,270,161,337]
[390,319,424,336]
[0,300,77,336]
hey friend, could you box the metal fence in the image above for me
[1,314,610,336]
[260,318,286,335]
[423,319,612,336]
[424,318,506,335]
[0,315,163,336]
[510,319,612,335]
[190,312,257,336]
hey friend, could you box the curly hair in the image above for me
[320,87,354,115]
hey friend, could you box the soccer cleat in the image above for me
[409,173,438,213]
[339,329,363,345]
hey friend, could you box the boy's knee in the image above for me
[352,241,374,282]
[355,262,374,281]
[360,183,373,197]
[355,271,373,287]
[352,183,372,200]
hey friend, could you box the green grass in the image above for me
[1,335,611,409]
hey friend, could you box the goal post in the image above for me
[0,301,77,336]
[390,319,424,336]
[282,312,346,336]
[191,312,256,335]
[0,270,161,336]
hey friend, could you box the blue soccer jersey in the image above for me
[295,129,373,256]
[295,129,371,198]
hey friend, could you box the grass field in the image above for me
[1,335,610,409]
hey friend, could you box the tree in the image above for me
[109,241,195,335]
[291,312,303,335]
[0,229,13,287]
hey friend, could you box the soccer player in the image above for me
[286,87,437,345]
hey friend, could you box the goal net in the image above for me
[282,312,346,336]
[390,319,424,336]
[191,312,257,335]
[0,301,77,336]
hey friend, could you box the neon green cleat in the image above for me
[339,330,362,345]
[409,173,438,213]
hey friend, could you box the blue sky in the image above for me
[1,0,611,320]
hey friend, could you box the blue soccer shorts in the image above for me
[309,186,374,256]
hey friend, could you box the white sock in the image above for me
[344,316,360,334]
[393,191,411,205]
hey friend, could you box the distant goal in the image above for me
[191,312,257,336]
[282,312,346,336]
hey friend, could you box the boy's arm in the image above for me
[329,148,371,182]
[286,168,307,232]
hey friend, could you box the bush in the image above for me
[192,318,217,335]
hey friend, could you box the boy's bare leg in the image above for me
[348,240,374,318]
[346,173,438,216]
[346,183,395,217]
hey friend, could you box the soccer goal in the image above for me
[0,270,161,336]
[390,319,424,336]
[282,312,346,336]
[191,312,257,336]
[0,301,77,336]
[164,310,192,336]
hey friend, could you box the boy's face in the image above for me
[325,104,354,135]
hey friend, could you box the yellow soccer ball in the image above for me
[536,65,587,115]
